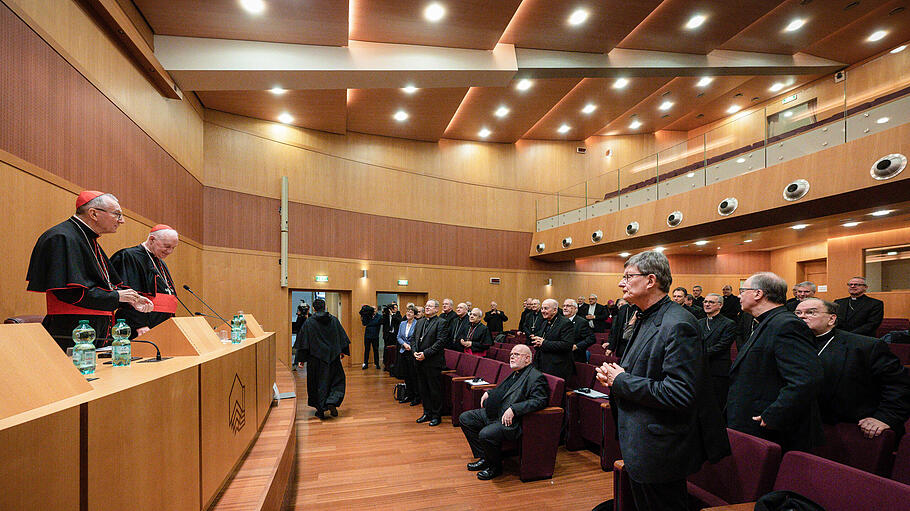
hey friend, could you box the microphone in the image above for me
[182,285,229,325]
[194,311,228,326]
[130,339,166,362]
[175,293,193,315]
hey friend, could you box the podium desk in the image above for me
[0,326,276,511]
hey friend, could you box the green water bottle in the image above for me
[231,315,241,344]
[237,310,247,341]
[111,319,132,367]
[72,320,96,375]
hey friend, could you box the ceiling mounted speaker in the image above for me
[626,222,639,236]
[667,211,683,227]
[562,237,573,248]
[718,197,738,216]
[870,154,906,180]
[783,179,810,201]
[536,243,545,253]
[591,230,603,243]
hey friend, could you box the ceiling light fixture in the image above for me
[402,85,418,94]
[582,103,597,114]
[629,120,642,129]
[791,224,809,230]
[726,105,741,114]
[619,252,630,257]
[737,158,746,163]
[887,251,898,256]
[686,172,695,178]
[783,111,793,118]
[870,209,893,216]
[613,78,629,89]
[694,240,709,246]
[478,128,491,138]
[495,106,510,117]
[659,101,674,111]
[842,221,860,227]
[277,112,293,124]
[240,0,266,14]
[784,19,806,32]
[269,86,286,95]
[516,79,533,91]
[568,9,589,26]
[876,117,890,124]
[423,2,445,22]
[743,239,753,243]
[868,30,887,42]
[393,110,409,122]
[557,124,571,134]
[685,14,707,29]
[769,82,785,92]
[654,246,666,252]
[696,77,713,87]
[891,45,907,54]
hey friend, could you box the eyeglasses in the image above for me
[739,287,759,293]
[847,283,866,287]
[509,353,528,358]
[93,208,123,220]
[703,300,721,305]
[794,309,830,318]
[620,273,647,282]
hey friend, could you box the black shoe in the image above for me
[315,410,325,420]
[409,400,422,407]
[477,465,502,480]
[328,405,338,417]
[362,364,368,370]
[428,417,442,426]
[467,459,487,471]
[398,397,410,403]
[375,365,381,369]
[416,414,431,423]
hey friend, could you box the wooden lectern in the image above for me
[134,316,224,358]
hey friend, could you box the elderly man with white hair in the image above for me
[529,298,575,381]
[111,224,181,337]
[449,302,470,351]
[457,308,493,355]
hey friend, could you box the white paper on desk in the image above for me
[575,389,609,399]
[466,379,489,386]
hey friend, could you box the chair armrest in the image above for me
[441,370,456,375]
[470,384,496,390]
[700,504,756,511]
[614,459,624,470]
[451,375,476,382]
[526,406,563,416]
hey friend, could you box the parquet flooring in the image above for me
[284,365,613,510]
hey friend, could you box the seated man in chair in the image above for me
[459,344,549,480]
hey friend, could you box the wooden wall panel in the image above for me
[828,226,910,319]
[769,241,829,299]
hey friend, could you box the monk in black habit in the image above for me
[26,191,152,349]
[298,299,351,419]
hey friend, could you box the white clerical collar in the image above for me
[568,315,576,322]
[71,215,99,235]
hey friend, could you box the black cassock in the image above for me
[298,311,351,412]
[26,217,123,349]
[110,244,177,337]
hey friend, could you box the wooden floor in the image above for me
[284,365,613,511]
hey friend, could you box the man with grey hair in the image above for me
[785,281,817,312]
[564,298,595,363]
[449,302,470,351]
[413,299,450,426]
[521,298,542,337]
[834,276,884,337]
[727,272,824,452]
[719,284,741,320]
[27,191,152,350]
[458,308,493,355]
[483,301,508,334]
[597,251,728,510]
[584,293,609,333]
[440,298,456,330]
[699,293,736,409]
[691,285,705,309]
[529,298,574,381]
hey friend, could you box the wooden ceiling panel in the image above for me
[349,0,522,50]
[499,0,662,54]
[196,90,347,134]
[523,77,672,141]
[719,0,893,56]
[133,0,349,46]
[617,0,787,55]
[802,0,910,64]
[444,78,581,143]
[346,88,469,142]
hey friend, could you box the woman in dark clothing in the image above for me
[292,302,310,369]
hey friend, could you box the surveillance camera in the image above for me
[591,230,603,243]
[536,243,545,253]
[667,211,683,227]
[718,198,738,216]
[562,237,572,248]
[870,154,906,180]
[783,179,810,201]
[626,222,639,236]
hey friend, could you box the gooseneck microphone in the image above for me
[194,311,228,327]
[175,293,193,315]
[182,285,229,325]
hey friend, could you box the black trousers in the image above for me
[363,337,379,365]
[459,408,519,467]
[710,375,730,412]
[628,476,688,511]
[397,351,419,399]
[415,361,442,418]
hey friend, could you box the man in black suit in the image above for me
[673,286,705,319]
[459,344,550,480]
[518,298,532,332]
[598,251,729,511]
[691,285,705,310]
[521,299,542,337]
[834,276,885,337]
[584,294,609,333]
[381,303,402,369]
[458,308,493,355]
[685,294,707,319]
[483,301,508,334]
[449,302,470,351]
[413,299,450,427]
[796,298,910,438]
[784,281,816,312]
[439,298,456,330]
[698,293,737,410]
[604,301,637,359]
[563,298,595,363]
[727,272,824,452]
[719,285,741,320]
[529,299,575,381]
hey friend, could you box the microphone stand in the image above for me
[182,285,229,325]
[53,335,167,363]
[194,311,229,327]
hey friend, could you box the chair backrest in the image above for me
[485,347,500,359]
[589,353,608,366]
[3,315,44,324]
[570,362,596,390]
[773,451,910,511]
[455,352,482,376]
[594,332,609,343]
[813,423,896,476]
[687,429,782,504]
[475,357,501,383]
[891,418,910,484]
[888,342,910,365]
[542,373,565,408]
[592,378,610,395]
[586,343,606,356]
[443,349,460,370]
[877,317,910,338]
[494,361,512,383]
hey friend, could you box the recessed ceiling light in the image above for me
[629,120,642,129]
[685,14,707,30]
[654,246,666,252]
[696,77,713,87]
[686,172,695,178]
[743,239,753,243]
[842,221,860,227]
[240,0,266,14]
[557,124,571,134]
[726,105,741,114]
[736,158,746,163]
[891,45,907,54]
[277,112,293,124]
[613,78,629,89]
[887,251,898,256]
[494,106,510,117]
[694,240,709,246]
[783,111,793,118]
[659,101,674,111]
[402,85,418,94]
[784,19,806,32]
[876,117,890,124]
[423,2,445,22]
[769,82,785,92]
[516,79,533,91]
[582,103,597,114]
[868,30,887,42]
[269,86,286,95]
[393,110,409,122]
[568,9,589,26]
[619,252,630,257]
[791,224,809,230]
[478,128,491,138]
[870,209,893,216]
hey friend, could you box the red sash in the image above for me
[149,293,178,314]
[46,291,113,316]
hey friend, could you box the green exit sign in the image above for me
[782,94,798,104]
[314,275,329,282]
[397,279,409,286]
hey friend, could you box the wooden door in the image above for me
[397,293,428,310]
[799,259,828,297]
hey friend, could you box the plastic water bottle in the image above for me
[231,315,241,344]
[111,319,132,367]
[72,320,96,375]
[237,311,247,341]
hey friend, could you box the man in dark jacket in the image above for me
[449,302,470,350]
[459,344,549,480]
[457,308,493,355]
[359,304,383,369]
[697,293,737,410]
[521,299,542,337]
[834,276,885,337]
[598,251,729,511]
[413,299,450,426]
[727,272,824,452]
[719,285,742,321]
[381,302,402,353]
[564,298,595,363]
[796,298,910,438]
[583,294,610,333]
[529,299,575,381]
[297,299,350,419]
[483,302,508,334]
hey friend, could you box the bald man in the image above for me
[458,308,493,355]
[111,225,181,337]
[529,298,575,381]
[27,191,152,350]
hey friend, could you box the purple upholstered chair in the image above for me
[586,342,606,358]
[565,376,618,471]
[499,373,566,481]
[451,357,504,426]
[891,418,910,484]
[686,429,782,508]
[567,361,596,390]
[443,349,460,370]
[442,353,482,422]
[494,349,511,363]
[888,342,910,365]
[813,422,896,476]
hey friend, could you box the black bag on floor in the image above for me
[393,383,407,401]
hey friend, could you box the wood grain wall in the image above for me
[828,226,910,319]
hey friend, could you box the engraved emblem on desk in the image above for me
[229,373,246,434]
